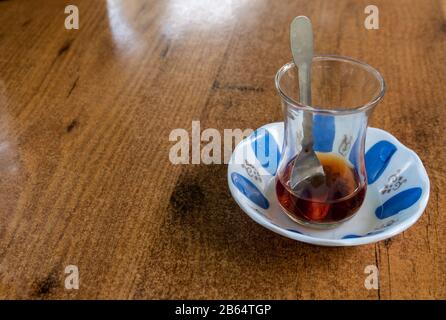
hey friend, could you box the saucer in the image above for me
[227,122,430,246]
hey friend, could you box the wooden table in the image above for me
[0,0,444,300]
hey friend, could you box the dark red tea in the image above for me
[276,153,366,225]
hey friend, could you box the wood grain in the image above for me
[0,0,444,299]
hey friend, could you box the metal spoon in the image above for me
[289,16,325,191]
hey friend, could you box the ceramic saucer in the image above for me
[227,122,430,246]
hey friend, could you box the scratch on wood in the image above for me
[225,84,264,92]
[212,79,220,90]
[374,244,381,300]
[386,247,392,298]
[160,40,171,59]
[212,81,264,92]
[426,210,431,252]
[21,19,31,27]
[67,76,79,98]
[58,39,73,56]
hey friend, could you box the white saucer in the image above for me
[227,122,430,246]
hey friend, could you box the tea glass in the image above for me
[275,55,386,228]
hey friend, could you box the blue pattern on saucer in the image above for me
[231,172,270,209]
[365,140,397,184]
[342,230,383,239]
[286,229,303,234]
[375,187,422,219]
[342,234,362,239]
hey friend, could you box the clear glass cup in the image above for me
[275,55,386,228]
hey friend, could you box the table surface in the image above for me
[0,0,445,299]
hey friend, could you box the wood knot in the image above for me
[66,119,79,133]
[170,181,204,213]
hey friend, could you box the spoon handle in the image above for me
[298,63,312,106]
[291,16,314,145]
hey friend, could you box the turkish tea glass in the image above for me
[275,55,385,228]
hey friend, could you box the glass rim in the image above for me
[275,54,386,115]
